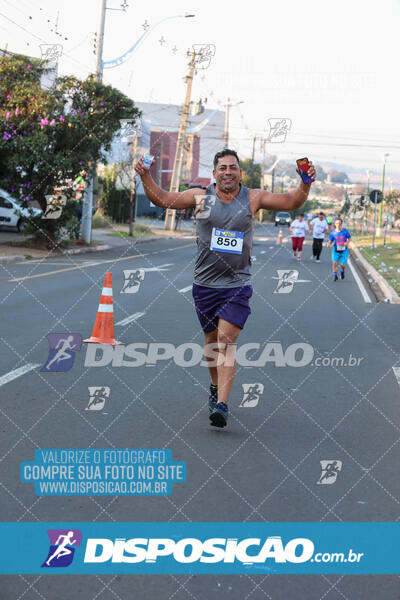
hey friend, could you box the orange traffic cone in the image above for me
[84,272,121,345]
[277,228,283,244]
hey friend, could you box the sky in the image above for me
[0,0,400,185]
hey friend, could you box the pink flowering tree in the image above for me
[0,53,140,244]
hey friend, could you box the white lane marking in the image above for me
[116,311,146,326]
[348,258,372,303]
[393,367,400,388]
[179,285,192,293]
[141,263,172,272]
[12,261,76,266]
[0,363,40,387]
[8,243,193,282]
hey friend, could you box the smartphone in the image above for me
[296,157,314,184]
[143,154,154,170]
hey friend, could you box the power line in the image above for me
[0,10,94,74]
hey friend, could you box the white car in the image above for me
[0,189,41,232]
[275,211,291,227]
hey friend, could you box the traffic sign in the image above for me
[369,189,383,204]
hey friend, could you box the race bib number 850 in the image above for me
[210,228,244,254]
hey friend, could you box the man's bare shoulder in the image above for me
[249,188,267,198]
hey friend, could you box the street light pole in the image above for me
[259,138,266,222]
[164,51,196,231]
[81,0,107,244]
[366,169,371,195]
[364,168,371,233]
[377,153,389,235]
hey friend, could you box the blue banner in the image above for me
[0,522,399,574]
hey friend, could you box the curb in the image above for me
[350,244,400,304]
[0,234,186,265]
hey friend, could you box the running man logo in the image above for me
[191,44,216,69]
[273,270,311,294]
[317,460,343,485]
[39,44,63,64]
[121,269,145,294]
[194,195,216,220]
[41,333,82,372]
[42,529,82,568]
[240,383,264,408]
[86,386,110,411]
[266,118,292,143]
[42,195,67,220]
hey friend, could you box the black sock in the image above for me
[210,384,218,402]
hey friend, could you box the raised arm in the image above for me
[135,156,200,209]
[250,161,316,214]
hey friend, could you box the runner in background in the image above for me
[290,213,308,260]
[309,212,329,262]
[328,217,351,281]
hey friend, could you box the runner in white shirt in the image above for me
[290,213,308,260]
[309,212,329,262]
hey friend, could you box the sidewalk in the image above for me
[134,216,197,232]
[0,222,195,264]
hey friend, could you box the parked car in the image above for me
[0,189,42,232]
[274,211,291,227]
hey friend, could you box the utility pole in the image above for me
[82,0,107,244]
[157,138,164,186]
[223,98,243,149]
[251,135,257,164]
[223,97,230,148]
[95,0,107,82]
[164,51,196,231]
[128,133,139,236]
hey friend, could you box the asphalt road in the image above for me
[1,223,400,599]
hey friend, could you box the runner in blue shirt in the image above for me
[328,217,351,281]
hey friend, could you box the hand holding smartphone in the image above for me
[296,157,314,184]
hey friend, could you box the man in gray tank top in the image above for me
[136,149,315,428]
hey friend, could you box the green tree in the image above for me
[240,158,261,188]
[0,53,140,245]
[291,199,318,219]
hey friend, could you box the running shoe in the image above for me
[340,270,345,280]
[210,402,229,428]
[316,258,321,263]
[333,273,338,281]
[209,384,218,414]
